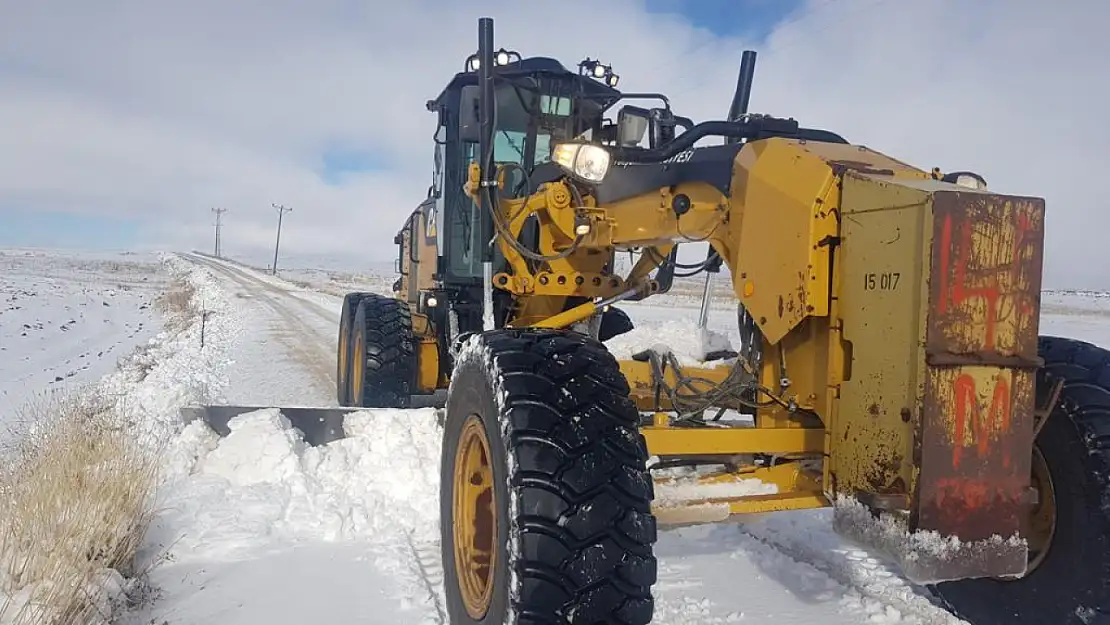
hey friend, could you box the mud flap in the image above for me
[836,189,1046,584]
[180,405,359,446]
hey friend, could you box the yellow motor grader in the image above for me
[191,16,1109,625]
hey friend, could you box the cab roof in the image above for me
[431,56,622,108]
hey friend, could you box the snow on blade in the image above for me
[832,496,1026,585]
[653,471,777,506]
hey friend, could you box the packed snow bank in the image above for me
[153,407,442,547]
[131,407,445,624]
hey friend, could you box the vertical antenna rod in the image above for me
[272,203,293,275]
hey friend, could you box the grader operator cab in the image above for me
[189,16,1110,625]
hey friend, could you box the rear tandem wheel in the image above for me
[336,292,372,405]
[931,336,1110,624]
[343,293,416,409]
[439,329,658,625]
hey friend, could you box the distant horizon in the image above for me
[4,245,1103,297]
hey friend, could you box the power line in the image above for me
[211,207,228,257]
[271,203,293,275]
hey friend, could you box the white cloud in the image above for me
[1,0,1106,288]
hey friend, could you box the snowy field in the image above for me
[4,248,1110,624]
[0,248,171,439]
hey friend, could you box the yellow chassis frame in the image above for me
[628,359,830,527]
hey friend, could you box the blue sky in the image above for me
[0,209,141,250]
[644,0,804,39]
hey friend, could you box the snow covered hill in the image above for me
[5,248,1110,624]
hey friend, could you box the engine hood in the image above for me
[596,143,744,204]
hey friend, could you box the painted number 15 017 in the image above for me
[864,272,901,291]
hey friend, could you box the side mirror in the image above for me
[458,85,481,143]
[649,107,677,149]
[616,106,650,147]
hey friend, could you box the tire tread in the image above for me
[356,294,415,408]
[484,329,657,625]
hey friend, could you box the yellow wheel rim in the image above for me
[351,325,364,403]
[452,415,498,620]
[1024,444,1057,574]
[339,324,349,387]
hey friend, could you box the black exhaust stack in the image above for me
[476,17,497,329]
[726,50,757,144]
[699,49,758,314]
[477,17,496,263]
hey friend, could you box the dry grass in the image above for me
[0,274,199,623]
[153,278,199,335]
[0,390,160,625]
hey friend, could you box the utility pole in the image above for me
[211,207,228,257]
[271,203,292,274]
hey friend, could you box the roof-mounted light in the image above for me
[465,48,521,72]
[579,58,620,89]
[941,170,988,191]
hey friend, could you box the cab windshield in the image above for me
[490,83,593,174]
[447,79,605,280]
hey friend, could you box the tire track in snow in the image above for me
[734,516,969,625]
[403,531,447,624]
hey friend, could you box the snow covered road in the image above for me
[183,253,348,407]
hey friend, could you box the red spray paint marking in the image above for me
[952,373,1013,469]
[936,209,1036,351]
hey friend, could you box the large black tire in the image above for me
[932,336,1110,624]
[349,294,415,409]
[336,292,372,406]
[440,329,658,625]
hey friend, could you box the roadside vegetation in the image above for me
[0,277,200,625]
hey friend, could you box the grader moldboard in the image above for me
[187,17,1110,625]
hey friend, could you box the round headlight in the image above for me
[552,143,612,183]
